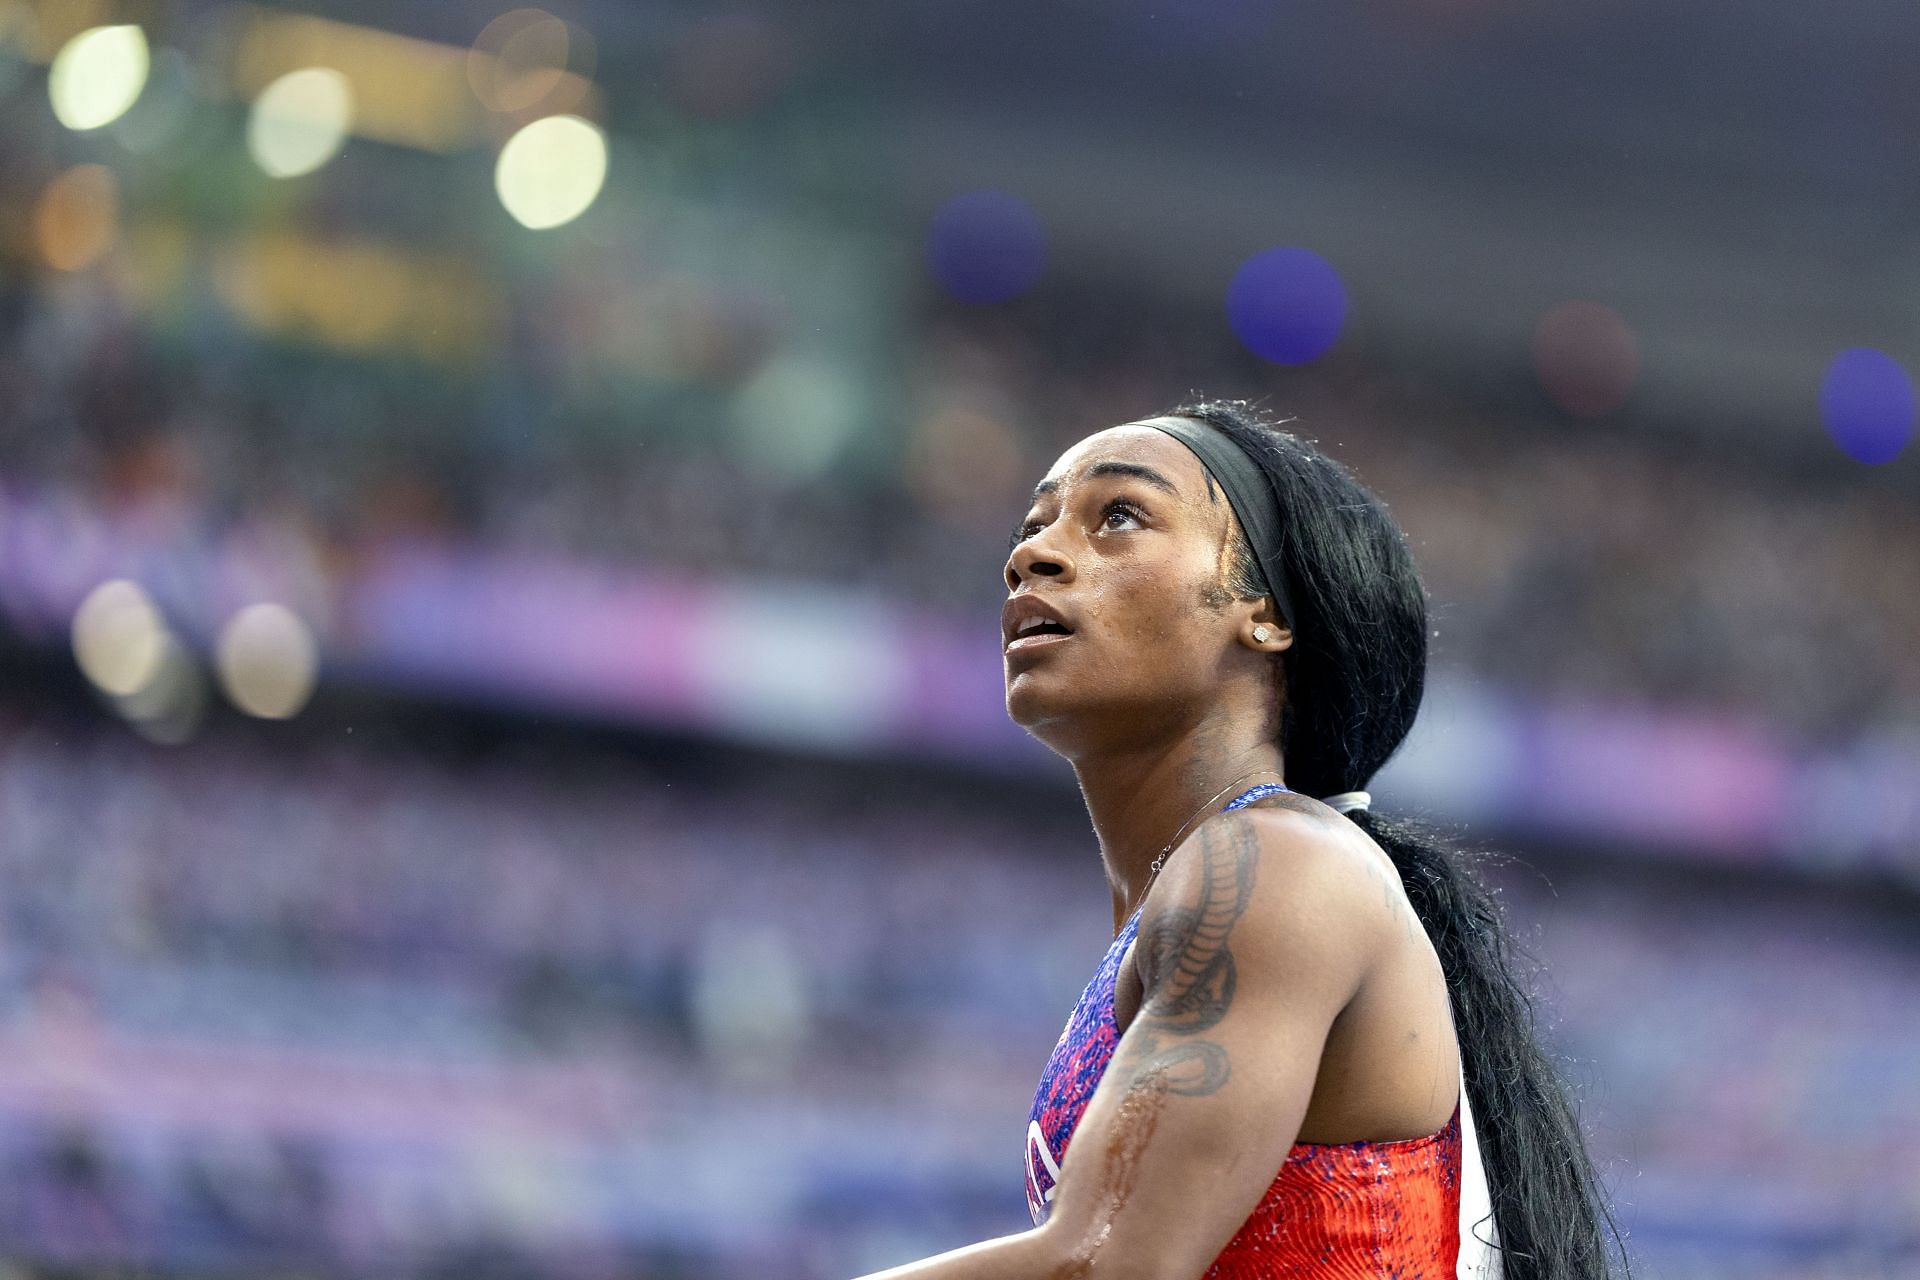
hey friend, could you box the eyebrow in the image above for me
[1031,461,1183,501]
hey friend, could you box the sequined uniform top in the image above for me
[1023,783,1500,1278]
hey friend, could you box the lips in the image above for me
[1002,595,1076,652]
[1006,629,1073,654]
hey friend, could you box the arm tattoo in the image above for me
[1056,820,1259,1270]
[1114,817,1260,1099]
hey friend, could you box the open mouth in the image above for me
[1006,620,1074,651]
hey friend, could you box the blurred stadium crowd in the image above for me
[0,709,1914,1279]
[3,1,1918,1277]
[3,269,1915,745]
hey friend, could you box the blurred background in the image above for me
[0,1,1916,1277]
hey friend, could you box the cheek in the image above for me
[1095,560,1214,653]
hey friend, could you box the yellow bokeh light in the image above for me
[216,603,319,719]
[72,579,168,697]
[33,163,119,271]
[48,24,149,131]
[247,67,353,178]
[233,8,482,154]
[494,114,607,229]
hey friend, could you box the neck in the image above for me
[1069,716,1285,933]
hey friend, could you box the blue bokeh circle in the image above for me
[1820,348,1915,465]
[1226,247,1348,365]
[925,191,1048,305]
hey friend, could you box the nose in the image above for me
[1005,533,1073,590]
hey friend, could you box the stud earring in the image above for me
[1252,625,1273,643]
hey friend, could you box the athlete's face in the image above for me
[1002,421,1288,750]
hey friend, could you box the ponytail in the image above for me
[1352,809,1624,1279]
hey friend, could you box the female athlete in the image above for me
[858,400,1617,1279]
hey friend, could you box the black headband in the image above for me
[1139,416,1294,630]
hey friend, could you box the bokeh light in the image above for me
[494,114,608,229]
[247,67,354,178]
[1820,347,1915,465]
[1532,300,1640,418]
[109,46,196,154]
[33,163,119,272]
[48,24,149,131]
[72,579,168,698]
[1225,247,1347,365]
[468,8,586,115]
[114,634,208,746]
[907,405,1027,528]
[925,190,1048,304]
[730,355,862,481]
[216,603,320,719]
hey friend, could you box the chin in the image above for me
[1004,671,1074,742]
[1003,671,1050,730]
[1004,673,1124,759]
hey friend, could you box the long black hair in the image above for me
[1170,398,1624,1280]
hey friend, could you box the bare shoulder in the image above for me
[1150,793,1391,911]
[1235,795,1418,924]
[1134,799,1407,1010]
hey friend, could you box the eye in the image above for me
[1007,497,1145,553]
[1100,498,1145,530]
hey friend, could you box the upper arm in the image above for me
[1033,809,1383,1280]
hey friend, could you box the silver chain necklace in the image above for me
[1133,769,1286,913]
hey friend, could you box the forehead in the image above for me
[1033,422,1210,502]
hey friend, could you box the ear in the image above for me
[1242,599,1294,653]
